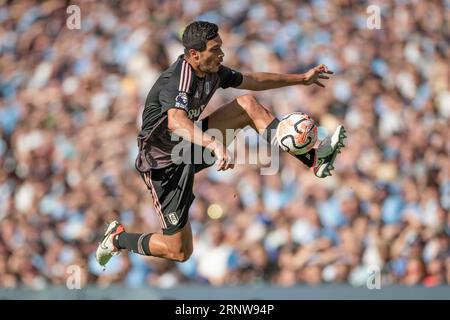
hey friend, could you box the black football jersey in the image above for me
[137,54,243,169]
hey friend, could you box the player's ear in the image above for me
[189,48,200,60]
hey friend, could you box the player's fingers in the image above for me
[225,160,234,170]
[314,80,325,88]
[217,158,226,171]
[221,155,234,171]
[225,156,234,170]
[318,65,333,74]
[225,157,234,170]
[222,157,229,170]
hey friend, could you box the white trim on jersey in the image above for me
[178,60,192,93]
[143,172,167,229]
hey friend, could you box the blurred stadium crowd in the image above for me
[0,0,449,289]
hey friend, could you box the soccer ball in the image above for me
[276,112,318,155]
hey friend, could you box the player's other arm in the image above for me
[167,109,233,171]
[236,64,334,91]
[167,109,214,149]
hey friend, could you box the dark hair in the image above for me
[182,21,219,54]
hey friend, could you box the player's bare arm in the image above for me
[237,64,334,91]
[167,108,234,171]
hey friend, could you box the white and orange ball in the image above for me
[276,112,318,155]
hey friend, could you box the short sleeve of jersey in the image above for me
[218,65,243,89]
[159,61,192,114]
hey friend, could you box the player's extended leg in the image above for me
[96,220,193,267]
[206,94,346,177]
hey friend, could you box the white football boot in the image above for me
[95,220,125,268]
[313,125,347,178]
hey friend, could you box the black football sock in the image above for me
[113,232,153,256]
[263,118,316,168]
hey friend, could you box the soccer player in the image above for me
[96,21,346,266]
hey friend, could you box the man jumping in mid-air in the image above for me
[96,21,346,266]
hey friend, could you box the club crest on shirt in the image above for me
[175,92,188,110]
[167,212,179,225]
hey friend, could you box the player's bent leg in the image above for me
[205,94,346,177]
[96,220,193,267]
[205,94,315,167]
[206,94,275,145]
[148,221,193,262]
[97,162,196,267]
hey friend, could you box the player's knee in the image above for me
[169,243,193,262]
[236,94,264,117]
[173,248,192,262]
[179,249,193,262]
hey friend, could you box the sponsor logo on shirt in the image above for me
[187,104,206,120]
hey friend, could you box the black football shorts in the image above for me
[136,118,214,235]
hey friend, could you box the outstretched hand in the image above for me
[302,64,334,87]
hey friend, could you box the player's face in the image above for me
[198,35,224,73]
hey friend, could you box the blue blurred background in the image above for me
[0,0,449,293]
